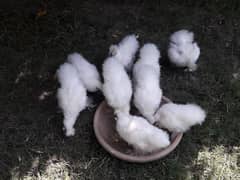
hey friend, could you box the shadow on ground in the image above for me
[0,0,239,179]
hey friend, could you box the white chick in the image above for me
[116,111,170,153]
[168,30,200,71]
[133,43,162,123]
[102,57,132,113]
[56,63,87,136]
[154,103,206,133]
[109,34,139,71]
[67,52,102,92]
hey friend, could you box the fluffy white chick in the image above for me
[133,43,162,123]
[154,103,206,132]
[116,112,170,153]
[67,52,102,92]
[109,34,139,70]
[102,57,132,113]
[168,30,200,71]
[56,63,87,136]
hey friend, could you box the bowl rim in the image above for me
[93,96,183,163]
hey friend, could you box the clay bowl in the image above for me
[93,96,183,163]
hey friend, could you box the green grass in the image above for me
[0,0,240,179]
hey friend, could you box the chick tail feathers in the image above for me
[184,104,207,129]
[63,115,78,136]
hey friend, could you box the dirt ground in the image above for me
[0,0,240,179]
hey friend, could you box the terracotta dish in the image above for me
[93,96,183,163]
